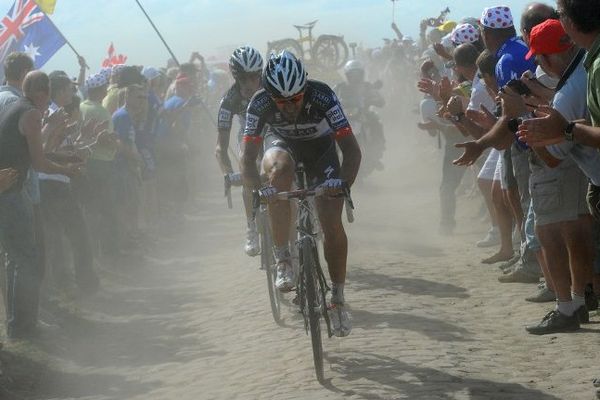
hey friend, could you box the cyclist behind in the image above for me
[335,60,386,171]
[240,51,362,337]
[215,46,264,256]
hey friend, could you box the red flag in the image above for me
[102,42,127,67]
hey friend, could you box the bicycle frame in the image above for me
[292,165,332,338]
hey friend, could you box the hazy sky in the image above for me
[30,0,546,76]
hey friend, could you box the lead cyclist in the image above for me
[215,46,264,256]
[240,51,362,337]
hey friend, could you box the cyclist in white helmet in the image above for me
[216,46,264,256]
[241,50,362,337]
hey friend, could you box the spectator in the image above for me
[38,71,99,295]
[0,71,81,339]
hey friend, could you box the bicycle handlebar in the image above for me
[252,184,356,223]
[224,173,243,209]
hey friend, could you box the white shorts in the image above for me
[496,150,506,189]
[478,148,501,181]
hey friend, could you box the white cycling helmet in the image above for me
[344,59,365,84]
[229,46,264,79]
[263,50,307,98]
[343,60,364,74]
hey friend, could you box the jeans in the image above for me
[85,159,119,256]
[0,190,43,337]
[39,180,97,291]
[440,142,467,228]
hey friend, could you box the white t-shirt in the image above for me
[38,102,70,184]
[467,72,496,112]
[546,53,600,186]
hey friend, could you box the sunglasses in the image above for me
[273,92,304,106]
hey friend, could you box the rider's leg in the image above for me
[262,149,295,248]
[316,197,347,285]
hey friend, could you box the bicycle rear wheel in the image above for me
[301,237,325,382]
[261,218,281,324]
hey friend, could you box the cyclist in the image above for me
[335,60,386,171]
[240,51,362,337]
[216,46,264,256]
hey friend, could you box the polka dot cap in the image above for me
[99,67,112,81]
[85,73,108,89]
[451,23,481,45]
[480,6,514,29]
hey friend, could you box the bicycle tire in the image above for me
[267,39,304,59]
[262,224,281,323]
[312,35,349,70]
[301,237,325,382]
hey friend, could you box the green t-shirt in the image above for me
[80,99,116,161]
[584,34,600,127]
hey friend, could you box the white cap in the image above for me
[142,66,161,81]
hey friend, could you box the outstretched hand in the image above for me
[517,105,567,147]
[453,141,484,166]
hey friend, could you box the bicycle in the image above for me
[225,173,282,323]
[267,20,349,70]
[254,164,354,382]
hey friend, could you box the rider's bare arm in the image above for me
[240,138,262,190]
[216,128,234,174]
[336,128,362,187]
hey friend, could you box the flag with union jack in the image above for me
[0,0,65,80]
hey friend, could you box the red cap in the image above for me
[175,73,192,85]
[525,19,573,60]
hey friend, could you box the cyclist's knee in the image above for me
[263,150,294,189]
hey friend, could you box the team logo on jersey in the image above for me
[326,105,346,125]
[245,113,259,131]
[313,91,332,109]
[324,165,335,178]
[218,109,232,123]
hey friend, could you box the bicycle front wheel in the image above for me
[260,216,281,324]
[301,237,325,382]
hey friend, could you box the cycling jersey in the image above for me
[495,36,536,88]
[217,83,250,140]
[243,79,352,143]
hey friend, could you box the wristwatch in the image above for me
[452,112,465,123]
[564,121,576,141]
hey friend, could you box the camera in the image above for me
[505,79,531,96]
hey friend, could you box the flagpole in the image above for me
[43,14,89,69]
[134,0,180,66]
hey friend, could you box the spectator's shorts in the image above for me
[478,148,500,181]
[530,159,589,226]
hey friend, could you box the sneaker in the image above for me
[498,254,520,272]
[328,303,352,337]
[525,310,580,335]
[244,229,260,257]
[498,266,539,283]
[275,260,295,292]
[525,283,556,303]
[574,305,590,324]
[476,227,500,248]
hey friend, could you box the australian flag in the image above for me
[0,0,65,81]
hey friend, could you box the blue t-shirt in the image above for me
[112,107,139,169]
[495,37,536,88]
[157,95,191,138]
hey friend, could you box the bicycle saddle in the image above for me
[294,20,318,30]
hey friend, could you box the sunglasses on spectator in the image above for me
[273,92,304,106]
